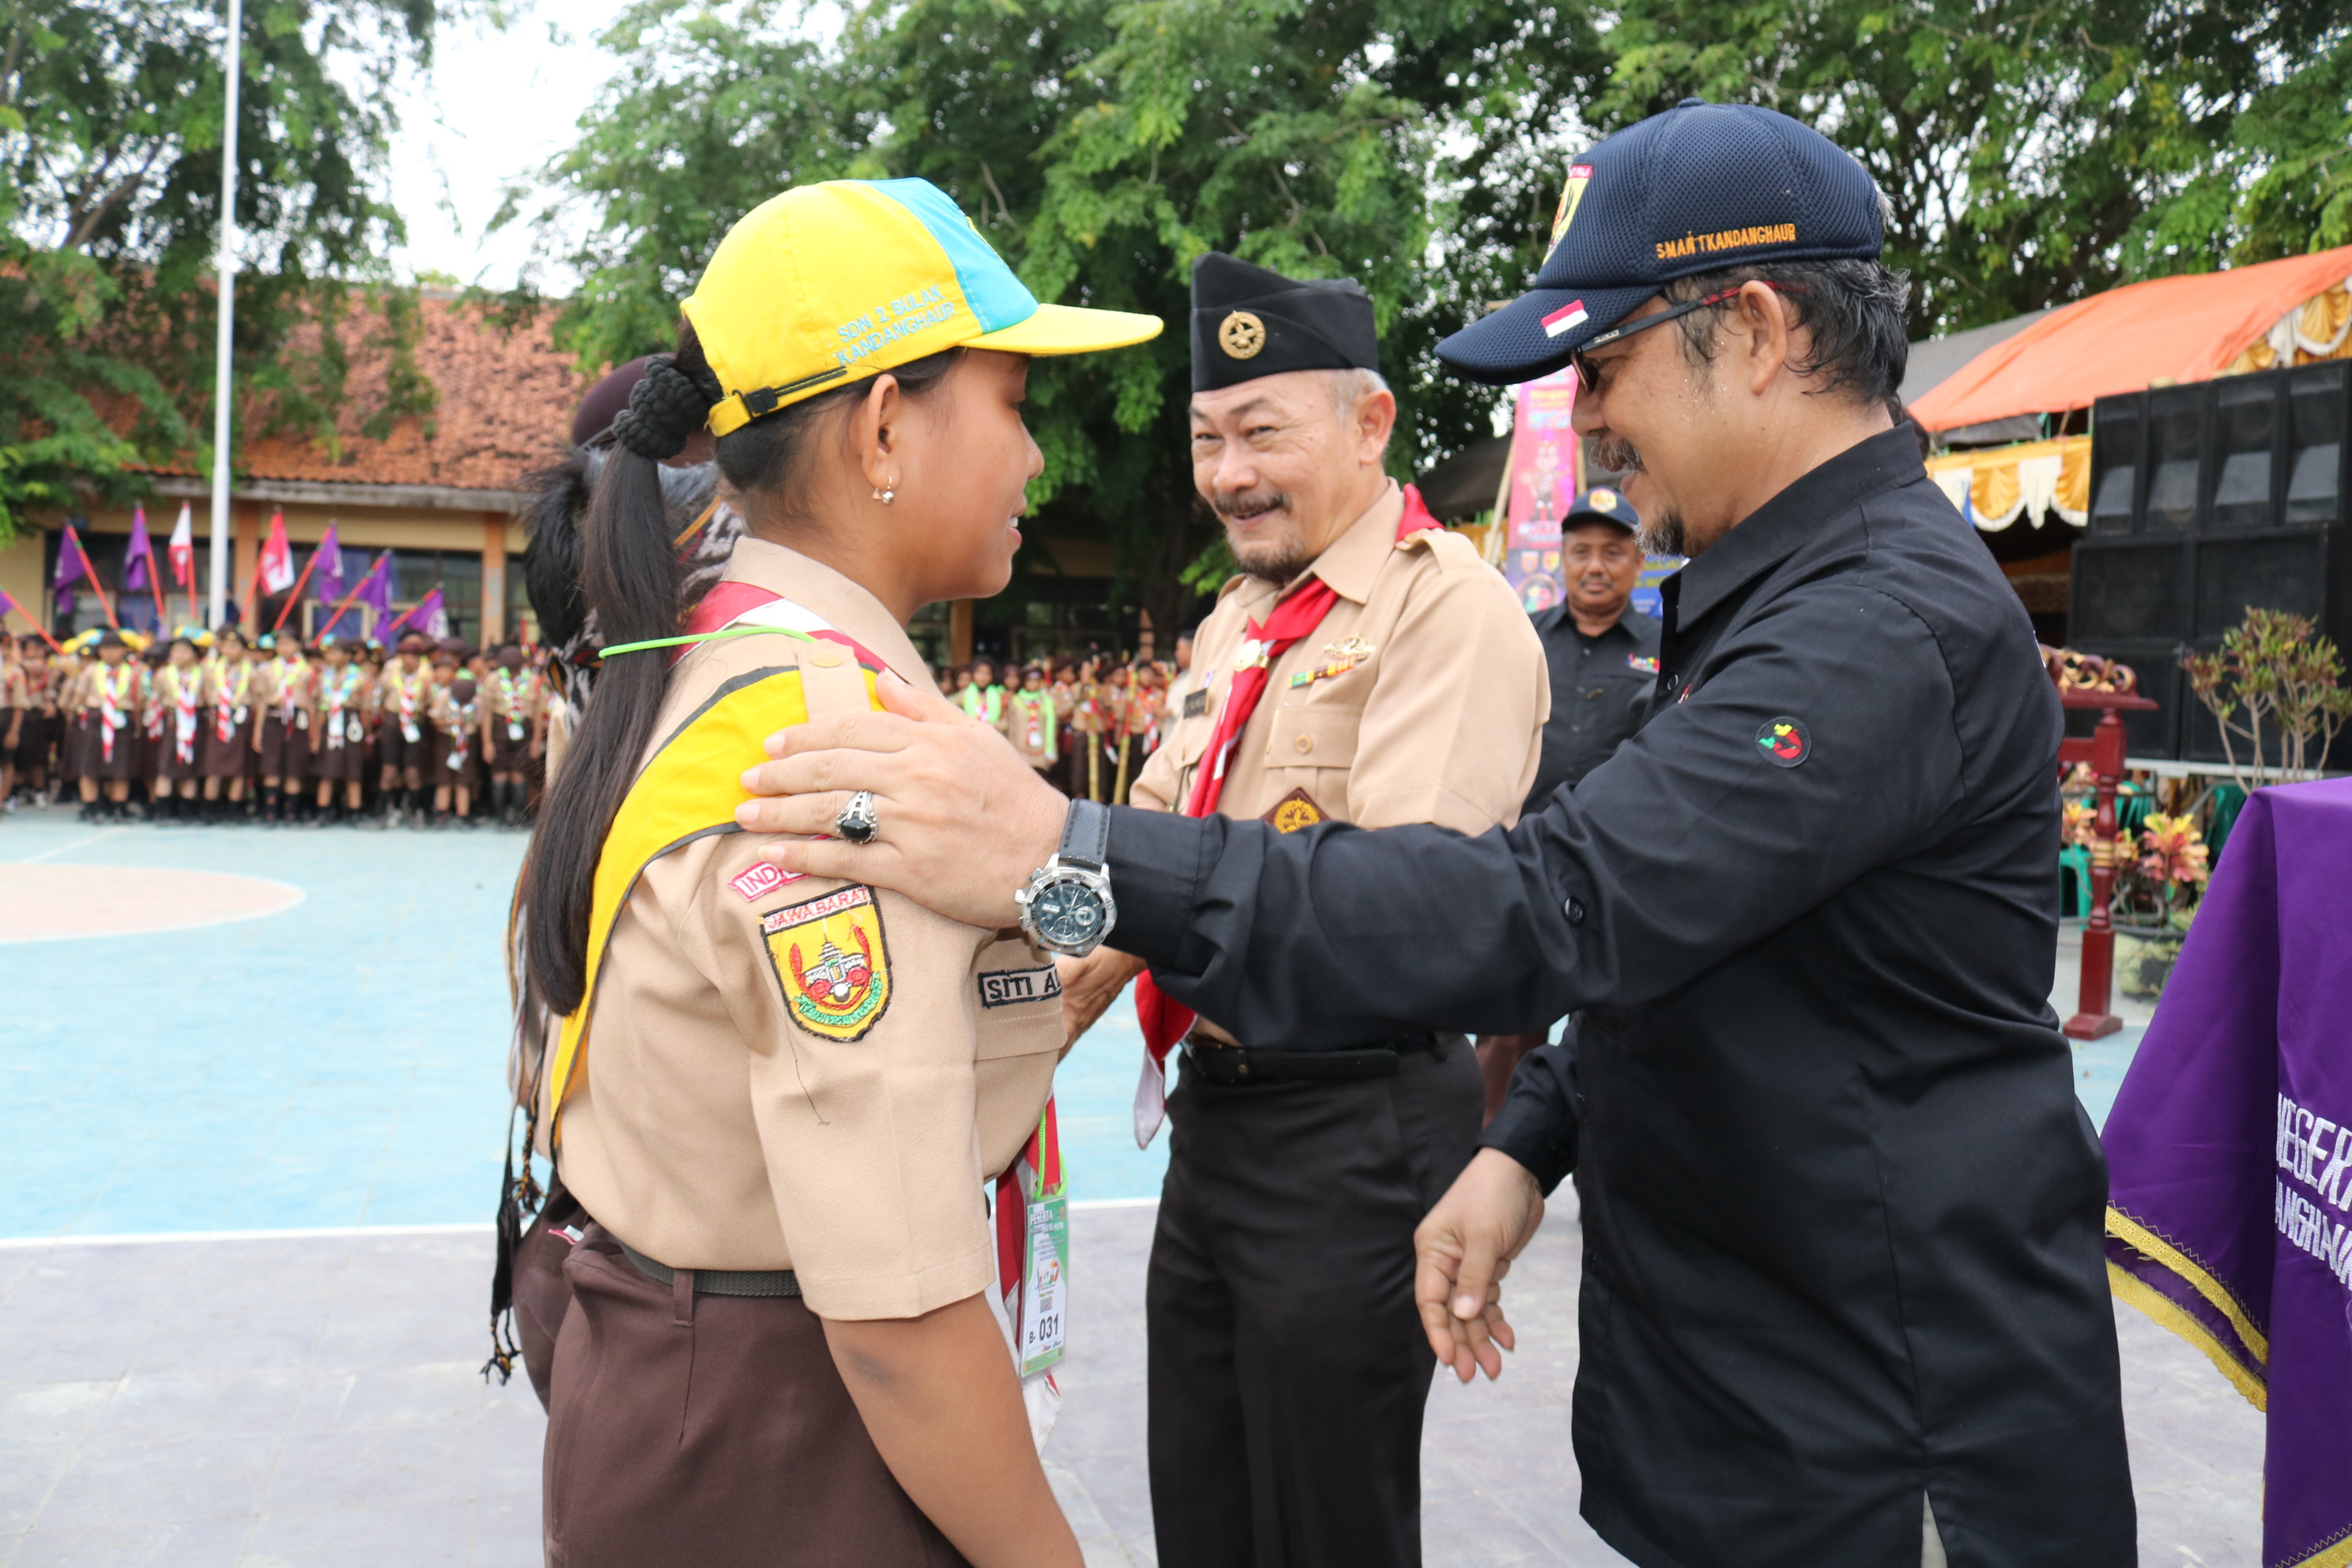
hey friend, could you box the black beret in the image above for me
[1190,253,1380,392]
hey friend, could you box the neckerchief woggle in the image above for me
[1130,486,1440,1146]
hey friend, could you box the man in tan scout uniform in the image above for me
[1056,252,1547,1568]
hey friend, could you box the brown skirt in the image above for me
[431,729,481,791]
[488,718,533,772]
[202,712,256,778]
[379,712,429,774]
[545,1220,970,1568]
[77,714,142,781]
[157,717,205,782]
[259,714,310,779]
[310,718,371,782]
[12,710,58,772]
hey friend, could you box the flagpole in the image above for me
[208,0,243,630]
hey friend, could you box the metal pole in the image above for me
[207,0,242,630]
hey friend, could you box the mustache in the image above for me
[1212,487,1290,520]
[1592,435,1644,474]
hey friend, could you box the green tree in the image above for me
[0,0,460,540]
[506,0,1609,639]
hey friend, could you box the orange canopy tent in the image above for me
[1910,243,2352,432]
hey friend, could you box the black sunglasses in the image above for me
[1569,283,1809,393]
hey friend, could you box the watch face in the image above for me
[1031,875,1105,949]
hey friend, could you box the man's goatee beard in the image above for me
[1638,514,1686,557]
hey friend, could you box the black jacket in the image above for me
[1525,602,1662,808]
[1103,426,2133,1567]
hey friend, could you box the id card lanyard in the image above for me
[997,1098,1069,1379]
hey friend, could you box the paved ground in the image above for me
[0,809,2263,1565]
[0,1204,2263,1567]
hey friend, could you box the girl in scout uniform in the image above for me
[309,636,371,823]
[0,637,25,812]
[483,643,537,828]
[153,635,207,821]
[1007,664,1059,784]
[71,631,144,820]
[374,634,432,827]
[257,634,312,826]
[427,666,481,826]
[199,627,257,820]
[514,177,1155,1567]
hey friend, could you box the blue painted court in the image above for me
[1,812,1168,1240]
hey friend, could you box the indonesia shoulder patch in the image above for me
[764,885,892,1041]
[1755,717,1811,768]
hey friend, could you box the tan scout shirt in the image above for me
[1131,481,1547,1038]
[548,538,1066,1321]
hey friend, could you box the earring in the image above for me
[873,479,899,505]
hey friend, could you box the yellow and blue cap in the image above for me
[684,179,1163,436]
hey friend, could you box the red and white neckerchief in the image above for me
[392,666,425,743]
[493,669,526,741]
[318,666,361,748]
[171,666,202,766]
[1130,486,1442,1146]
[278,657,308,725]
[93,663,137,763]
[444,693,479,771]
[213,660,251,742]
[993,1102,1066,1449]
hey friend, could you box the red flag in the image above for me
[258,509,296,594]
[168,504,195,588]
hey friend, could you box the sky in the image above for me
[379,0,643,292]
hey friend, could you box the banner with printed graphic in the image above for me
[1502,368,1580,614]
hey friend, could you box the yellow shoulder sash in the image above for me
[547,650,880,1139]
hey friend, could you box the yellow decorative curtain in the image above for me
[2225,278,2352,374]
[1925,435,2092,531]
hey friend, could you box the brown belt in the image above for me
[620,1241,801,1298]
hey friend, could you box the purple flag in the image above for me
[384,586,450,643]
[123,507,155,592]
[2101,778,2352,1566]
[52,523,87,617]
[355,552,394,631]
[311,522,345,601]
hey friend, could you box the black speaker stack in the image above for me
[2067,359,2350,760]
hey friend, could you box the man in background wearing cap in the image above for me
[735,98,2135,1567]
[1474,484,1658,1119]
[1046,251,1546,1568]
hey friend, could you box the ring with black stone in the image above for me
[835,790,880,845]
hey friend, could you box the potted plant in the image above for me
[2182,608,2352,793]
[2108,812,2211,999]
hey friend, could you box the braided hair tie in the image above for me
[610,356,710,460]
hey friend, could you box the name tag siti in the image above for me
[980,966,1064,1008]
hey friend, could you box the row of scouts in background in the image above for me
[0,627,552,828]
[940,647,1197,804]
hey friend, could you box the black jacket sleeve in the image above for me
[1105,579,1969,1046]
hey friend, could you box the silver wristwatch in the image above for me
[1015,799,1118,957]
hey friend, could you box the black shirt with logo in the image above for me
[1099,424,2132,1566]
[1524,605,1661,810]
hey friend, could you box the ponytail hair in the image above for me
[520,322,963,1017]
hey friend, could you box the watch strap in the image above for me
[1059,798,1110,871]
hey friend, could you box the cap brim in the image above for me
[968,302,1164,356]
[1436,284,1657,385]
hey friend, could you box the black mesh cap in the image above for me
[1439,100,1883,386]
[1191,253,1380,392]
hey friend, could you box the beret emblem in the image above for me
[1218,311,1266,360]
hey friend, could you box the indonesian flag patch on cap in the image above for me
[1542,300,1589,338]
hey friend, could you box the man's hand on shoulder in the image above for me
[735,671,1065,930]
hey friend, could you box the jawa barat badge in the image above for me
[764,884,893,1040]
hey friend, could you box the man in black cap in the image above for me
[1044,250,1547,1568]
[1475,484,1660,1117]
[735,102,2135,1567]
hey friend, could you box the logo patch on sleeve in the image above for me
[1756,718,1811,768]
[979,965,1063,1008]
[729,861,799,902]
[1262,787,1325,834]
[763,885,891,1041]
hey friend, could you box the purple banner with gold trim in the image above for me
[2101,778,2352,1568]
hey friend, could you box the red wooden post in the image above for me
[2045,646,2158,1041]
